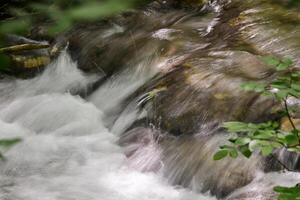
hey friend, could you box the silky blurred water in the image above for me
[0,52,215,200]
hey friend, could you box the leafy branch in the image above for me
[213,56,300,199]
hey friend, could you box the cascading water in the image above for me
[0,52,214,200]
[1,0,300,199]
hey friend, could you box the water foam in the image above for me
[0,52,214,200]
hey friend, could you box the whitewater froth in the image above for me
[0,52,214,200]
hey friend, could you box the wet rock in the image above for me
[280,115,300,131]
[144,52,277,135]
[228,0,300,65]
[119,127,164,172]
[226,189,277,200]
[225,172,300,200]
[62,17,170,74]
[160,134,264,198]
[119,125,265,198]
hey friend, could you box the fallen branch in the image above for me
[0,43,49,53]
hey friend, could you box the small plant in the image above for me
[274,185,300,200]
[213,56,300,199]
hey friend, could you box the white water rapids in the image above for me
[0,51,299,200]
[0,52,214,200]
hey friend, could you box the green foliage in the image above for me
[214,56,300,160]
[0,138,21,160]
[68,1,133,20]
[262,56,293,71]
[241,82,266,92]
[274,185,300,200]
[242,57,300,101]
[0,138,21,147]
[0,19,30,35]
[214,56,300,199]
[213,149,229,160]
[0,0,139,36]
[215,121,285,159]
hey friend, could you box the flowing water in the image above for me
[0,52,213,200]
[1,0,300,199]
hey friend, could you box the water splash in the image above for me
[0,52,214,200]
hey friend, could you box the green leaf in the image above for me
[291,72,300,78]
[68,1,133,21]
[248,123,261,130]
[228,138,237,144]
[276,63,290,71]
[229,149,238,158]
[261,145,273,156]
[249,140,258,152]
[241,82,265,92]
[270,141,283,148]
[275,90,289,100]
[261,91,273,97]
[239,145,252,158]
[282,58,293,66]
[291,83,300,91]
[253,130,276,139]
[223,122,248,132]
[262,56,280,66]
[220,145,235,149]
[254,140,272,146]
[288,89,300,98]
[274,185,300,200]
[271,81,289,89]
[213,150,228,160]
[0,138,21,148]
[284,134,299,146]
[277,133,287,144]
[235,137,251,145]
[292,129,300,136]
[272,122,280,129]
[274,185,300,193]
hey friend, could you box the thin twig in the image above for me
[284,97,300,143]
[284,98,297,130]
[271,154,299,172]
